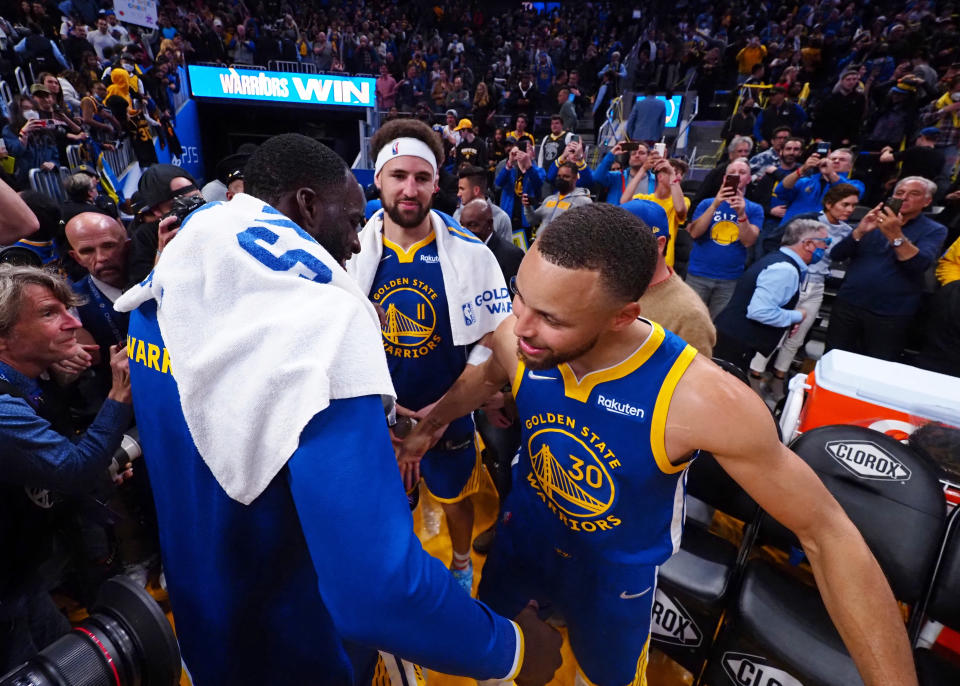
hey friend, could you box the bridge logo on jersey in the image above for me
[710,219,740,246]
[651,589,702,647]
[721,653,804,686]
[528,428,615,520]
[824,440,911,482]
[372,278,442,358]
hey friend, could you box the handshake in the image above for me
[389,402,563,685]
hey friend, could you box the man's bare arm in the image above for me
[0,179,39,244]
[667,357,918,686]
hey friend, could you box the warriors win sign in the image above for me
[187,66,376,108]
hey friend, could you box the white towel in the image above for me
[347,209,511,346]
[115,193,395,505]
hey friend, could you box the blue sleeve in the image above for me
[14,38,25,54]
[595,151,615,178]
[746,263,803,327]
[495,164,511,189]
[2,127,25,157]
[747,201,764,227]
[545,159,558,183]
[52,41,69,69]
[0,396,132,493]
[771,178,796,208]
[577,163,593,187]
[286,396,520,679]
[692,198,713,221]
[830,232,860,261]
[524,165,544,197]
[899,223,948,275]
[753,112,765,142]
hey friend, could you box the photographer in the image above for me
[126,165,203,287]
[0,265,133,672]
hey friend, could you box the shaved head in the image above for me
[65,213,129,288]
[459,199,493,241]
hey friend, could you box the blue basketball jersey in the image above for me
[509,321,698,564]
[370,234,468,417]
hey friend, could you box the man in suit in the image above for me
[460,199,523,283]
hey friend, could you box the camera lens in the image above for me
[0,577,180,686]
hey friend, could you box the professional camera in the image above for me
[0,576,180,686]
[165,194,206,227]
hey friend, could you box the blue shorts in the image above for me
[419,429,482,503]
[478,505,656,685]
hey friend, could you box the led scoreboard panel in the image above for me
[187,65,377,108]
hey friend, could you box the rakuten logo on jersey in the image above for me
[596,394,645,420]
[824,440,911,482]
[722,653,804,686]
[651,590,702,646]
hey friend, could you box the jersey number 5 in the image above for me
[236,225,332,283]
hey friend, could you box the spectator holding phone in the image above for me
[826,177,947,361]
[627,156,690,268]
[686,159,764,317]
[593,141,657,204]
[1,95,60,189]
[495,139,544,239]
[771,147,865,227]
[544,139,592,191]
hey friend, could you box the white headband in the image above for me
[374,137,438,178]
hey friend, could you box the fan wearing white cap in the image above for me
[347,119,514,598]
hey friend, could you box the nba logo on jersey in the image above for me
[462,302,476,326]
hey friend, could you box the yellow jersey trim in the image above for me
[446,224,481,243]
[382,232,437,263]
[505,619,525,681]
[557,322,666,403]
[650,345,698,475]
[512,359,526,399]
[630,635,651,686]
[17,239,51,247]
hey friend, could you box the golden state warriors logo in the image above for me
[529,428,615,518]
[371,277,442,358]
[710,219,740,246]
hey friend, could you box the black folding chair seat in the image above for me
[916,648,960,685]
[703,425,947,686]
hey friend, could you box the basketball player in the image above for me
[347,119,511,594]
[399,204,917,685]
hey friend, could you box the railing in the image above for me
[102,138,135,176]
[0,79,12,120]
[268,60,318,74]
[14,67,28,95]
[29,166,69,202]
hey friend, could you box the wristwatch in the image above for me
[892,236,905,247]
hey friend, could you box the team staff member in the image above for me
[117,134,560,685]
[348,119,514,595]
[686,158,764,317]
[400,204,918,686]
[714,219,830,372]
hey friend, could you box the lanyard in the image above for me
[85,277,124,344]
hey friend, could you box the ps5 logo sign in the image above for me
[824,440,911,482]
[722,653,804,686]
[651,589,702,646]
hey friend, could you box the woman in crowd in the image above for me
[1,95,62,189]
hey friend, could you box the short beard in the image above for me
[517,333,600,370]
[385,198,431,229]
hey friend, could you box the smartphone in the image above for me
[883,197,903,214]
[517,139,530,152]
[653,142,667,157]
[723,173,740,192]
[815,141,830,156]
[621,141,640,152]
[570,134,581,145]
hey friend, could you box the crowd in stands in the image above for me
[1,0,960,676]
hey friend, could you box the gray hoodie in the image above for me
[524,186,593,229]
